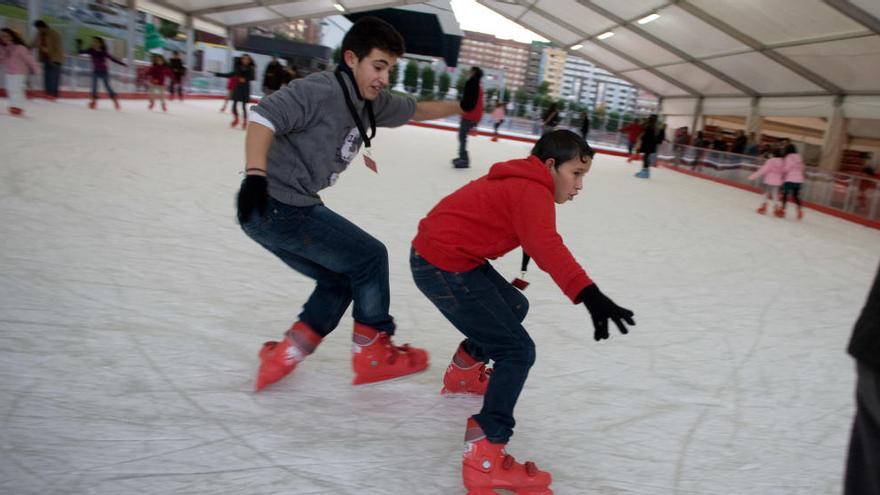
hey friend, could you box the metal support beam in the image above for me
[691,96,703,132]
[510,0,700,96]
[822,0,880,35]
[673,0,844,94]
[184,14,195,73]
[27,0,41,40]
[126,0,136,90]
[579,0,757,97]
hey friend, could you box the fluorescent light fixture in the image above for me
[570,44,583,50]
[333,3,345,12]
[597,31,614,40]
[637,13,660,24]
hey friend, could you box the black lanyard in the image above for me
[335,65,376,149]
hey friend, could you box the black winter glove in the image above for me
[237,174,268,224]
[580,284,635,341]
[460,77,480,112]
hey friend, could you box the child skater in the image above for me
[219,63,236,113]
[490,100,505,142]
[77,36,126,110]
[214,54,254,129]
[780,143,805,220]
[411,130,636,494]
[145,54,172,112]
[748,147,786,216]
[167,50,186,101]
[0,28,39,117]
[238,17,476,391]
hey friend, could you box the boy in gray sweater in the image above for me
[239,17,476,391]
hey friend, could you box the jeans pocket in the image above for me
[412,267,458,312]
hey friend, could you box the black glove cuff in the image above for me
[578,283,600,305]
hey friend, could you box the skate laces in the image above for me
[501,454,539,476]
[377,334,413,364]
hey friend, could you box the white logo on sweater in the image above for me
[340,128,362,163]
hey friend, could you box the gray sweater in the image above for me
[252,70,416,206]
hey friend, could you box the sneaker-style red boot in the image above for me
[112,98,120,110]
[756,203,767,215]
[462,418,553,495]
[255,321,322,391]
[773,206,785,218]
[230,116,239,128]
[9,107,23,116]
[442,343,491,397]
[351,323,429,385]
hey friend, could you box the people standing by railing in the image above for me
[634,114,660,179]
[30,20,63,100]
[76,37,126,111]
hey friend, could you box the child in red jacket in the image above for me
[411,130,635,494]
[145,54,173,111]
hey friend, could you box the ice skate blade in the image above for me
[441,388,484,399]
[466,488,553,495]
[352,365,428,385]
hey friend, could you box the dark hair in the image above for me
[341,17,405,60]
[470,66,483,79]
[34,20,47,28]
[772,146,785,158]
[784,143,798,156]
[92,36,106,52]
[531,130,594,167]
[2,28,26,46]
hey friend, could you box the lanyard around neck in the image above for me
[335,66,376,149]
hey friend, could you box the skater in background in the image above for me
[490,100,504,142]
[30,20,62,99]
[0,28,40,117]
[453,66,483,168]
[780,143,805,220]
[76,36,126,110]
[634,114,660,179]
[621,118,643,161]
[219,64,236,113]
[580,110,590,141]
[237,17,469,392]
[411,130,635,494]
[145,54,173,112]
[214,54,254,129]
[261,55,284,96]
[167,51,186,101]
[281,64,300,85]
[540,101,559,135]
[844,262,880,495]
[748,147,786,216]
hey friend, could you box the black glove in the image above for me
[237,174,268,224]
[579,284,635,341]
[460,77,480,112]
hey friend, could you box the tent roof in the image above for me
[475,0,880,99]
[145,0,880,99]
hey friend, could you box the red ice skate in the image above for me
[161,102,167,112]
[112,98,120,111]
[230,116,239,128]
[148,100,155,110]
[351,322,429,385]
[773,206,785,218]
[797,207,803,220]
[88,99,96,110]
[255,321,322,391]
[9,107,23,116]
[756,203,767,215]
[462,418,553,495]
[442,343,491,397]
[241,117,248,130]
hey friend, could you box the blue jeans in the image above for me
[240,198,395,336]
[458,118,477,161]
[410,249,532,443]
[91,71,116,99]
[43,61,60,97]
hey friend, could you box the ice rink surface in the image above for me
[1,98,879,495]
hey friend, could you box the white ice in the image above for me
[1,98,879,495]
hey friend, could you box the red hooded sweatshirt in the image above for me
[412,155,592,303]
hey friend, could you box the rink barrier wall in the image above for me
[407,122,880,232]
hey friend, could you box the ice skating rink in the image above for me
[2,98,879,495]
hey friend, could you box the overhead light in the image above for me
[570,44,583,50]
[637,13,660,24]
[333,3,345,12]
[597,31,614,40]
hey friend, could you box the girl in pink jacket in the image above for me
[748,147,786,216]
[0,28,40,117]
[781,144,805,219]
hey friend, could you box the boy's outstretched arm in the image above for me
[237,123,273,224]
[412,100,462,121]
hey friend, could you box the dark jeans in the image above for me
[845,362,880,495]
[240,197,395,336]
[410,249,532,443]
[43,61,60,97]
[91,71,116,99]
[782,182,802,207]
[458,118,477,161]
[168,76,183,98]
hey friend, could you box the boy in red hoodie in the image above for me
[411,130,635,494]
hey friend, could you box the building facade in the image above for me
[559,54,640,115]
[457,30,529,91]
[538,47,566,99]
